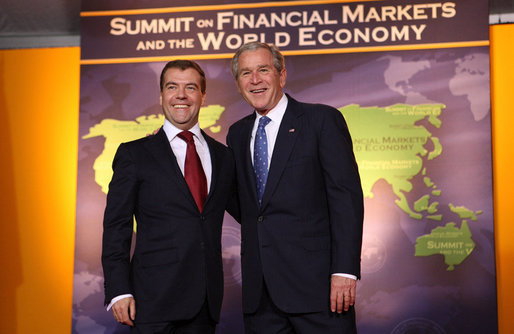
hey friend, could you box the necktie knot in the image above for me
[258,116,271,129]
[177,130,194,144]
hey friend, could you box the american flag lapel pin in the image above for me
[289,128,295,133]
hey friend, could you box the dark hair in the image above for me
[231,42,285,79]
[159,59,206,93]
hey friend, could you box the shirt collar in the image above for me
[255,93,288,124]
[162,119,203,143]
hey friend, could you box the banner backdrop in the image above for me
[73,1,497,333]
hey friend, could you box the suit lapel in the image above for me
[261,98,303,209]
[146,128,197,209]
[203,131,219,209]
[240,113,260,206]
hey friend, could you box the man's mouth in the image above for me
[250,88,266,94]
[173,104,189,108]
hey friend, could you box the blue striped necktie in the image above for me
[254,116,271,205]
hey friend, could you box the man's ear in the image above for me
[280,68,287,89]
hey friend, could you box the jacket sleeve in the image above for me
[101,143,137,305]
[225,132,241,224]
[318,106,364,278]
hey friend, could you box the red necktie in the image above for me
[177,131,207,212]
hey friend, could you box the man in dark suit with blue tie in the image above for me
[226,42,364,333]
[102,60,237,333]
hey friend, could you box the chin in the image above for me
[252,101,268,110]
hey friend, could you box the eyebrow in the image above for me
[239,64,272,73]
[164,81,199,88]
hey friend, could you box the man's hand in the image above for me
[330,276,356,313]
[111,297,136,326]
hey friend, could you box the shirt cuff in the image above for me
[332,273,357,280]
[106,294,133,311]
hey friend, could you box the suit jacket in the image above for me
[226,95,364,314]
[102,128,236,323]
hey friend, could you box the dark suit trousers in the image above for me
[130,302,216,334]
[244,283,357,334]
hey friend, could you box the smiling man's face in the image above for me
[160,67,206,130]
[235,47,287,115]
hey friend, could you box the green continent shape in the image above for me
[428,137,443,160]
[415,221,475,271]
[432,189,441,196]
[83,114,164,193]
[340,103,445,219]
[414,195,439,215]
[449,203,479,221]
[427,202,439,214]
[83,105,225,194]
[423,176,434,187]
[414,195,439,214]
[414,195,430,212]
[198,105,225,133]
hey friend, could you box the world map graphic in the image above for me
[73,48,497,334]
[83,100,480,272]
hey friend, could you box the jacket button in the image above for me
[257,216,264,222]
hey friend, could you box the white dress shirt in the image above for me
[107,120,212,310]
[250,94,356,281]
[250,94,288,165]
[163,119,212,193]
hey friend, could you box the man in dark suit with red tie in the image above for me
[226,42,364,333]
[102,60,237,334]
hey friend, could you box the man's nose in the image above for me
[250,71,261,84]
[176,86,187,98]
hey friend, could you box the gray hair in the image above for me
[231,42,285,79]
